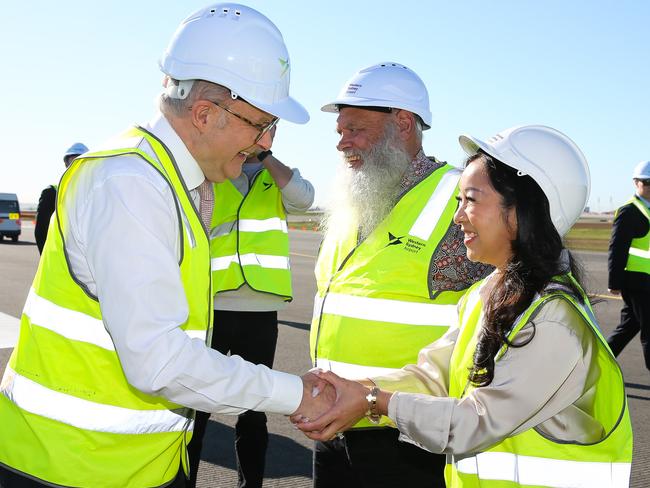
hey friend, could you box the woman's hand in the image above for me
[293,370,374,441]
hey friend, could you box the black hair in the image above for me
[467,151,585,387]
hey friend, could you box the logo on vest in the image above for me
[404,237,426,253]
[386,232,426,253]
[386,232,404,247]
[262,181,273,191]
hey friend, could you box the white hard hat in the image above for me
[160,3,308,124]
[63,142,89,162]
[321,62,432,129]
[632,160,650,179]
[459,125,590,236]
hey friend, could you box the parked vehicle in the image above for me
[0,193,21,242]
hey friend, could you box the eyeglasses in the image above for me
[209,100,278,144]
[638,179,650,186]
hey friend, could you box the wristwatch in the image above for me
[365,386,381,424]
[257,150,272,162]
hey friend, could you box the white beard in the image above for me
[322,124,412,241]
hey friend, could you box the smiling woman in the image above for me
[296,125,634,488]
[454,157,518,270]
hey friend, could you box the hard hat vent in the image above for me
[159,3,308,123]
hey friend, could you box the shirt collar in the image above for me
[145,113,206,192]
[637,194,650,208]
[399,148,444,191]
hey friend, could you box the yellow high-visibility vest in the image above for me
[311,163,465,428]
[619,197,650,275]
[0,126,212,487]
[210,168,291,300]
[446,275,633,487]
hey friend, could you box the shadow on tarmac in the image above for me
[625,382,650,402]
[0,239,36,247]
[279,320,310,331]
[201,420,312,479]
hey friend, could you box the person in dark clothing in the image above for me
[34,142,88,253]
[607,160,650,370]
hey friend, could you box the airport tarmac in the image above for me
[1,225,647,487]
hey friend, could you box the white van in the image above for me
[0,193,21,242]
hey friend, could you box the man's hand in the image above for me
[290,371,336,422]
[294,371,374,442]
[608,288,621,296]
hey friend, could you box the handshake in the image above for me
[290,370,390,441]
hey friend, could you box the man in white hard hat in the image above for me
[0,4,333,488]
[607,160,650,371]
[34,142,88,254]
[308,62,491,488]
[187,125,315,487]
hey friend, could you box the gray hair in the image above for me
[414,117,423,145]
[159,80,231,118]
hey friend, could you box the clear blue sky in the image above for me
[2,0,648,211]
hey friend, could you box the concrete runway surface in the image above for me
[0,225,647,487]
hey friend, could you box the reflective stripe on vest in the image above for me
[455,452,631,488]
[629,247,650,259]
[3,367,192,434]
[446,275,633,487]
[313,292,457,326]
[0,126,212,487]
[212,253,290,271]
[314,358,399,379]
[24,288,206,350]
[311,164,464,428]
[210,218,288,239]
[210,169,291,298]
[409,169,462,240]
[621,197,650,274]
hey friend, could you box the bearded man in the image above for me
[308,62,492,488]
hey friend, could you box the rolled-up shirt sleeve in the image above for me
[281,168,315,214]
[69,160,303,416]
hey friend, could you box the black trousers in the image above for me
[607,286,650,370]
[0,463,186,487]
[313,428,446,488]
[187,310,279,488]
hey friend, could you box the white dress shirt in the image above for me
[61,113,303,415]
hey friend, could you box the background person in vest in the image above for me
[0,5,335,488]
[187,125,314,487]
[309,62,492,488]
[34,142,88,254]
[298,125,633,488]
[607,160,650,370]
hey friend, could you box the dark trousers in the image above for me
[313,428,446,488]
[607,287,650,370]
[0,463,186,488]
[187,310,279,488]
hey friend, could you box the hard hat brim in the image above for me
[255,95,309,125]
[459,134,490,161]
[321,98,431,130]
